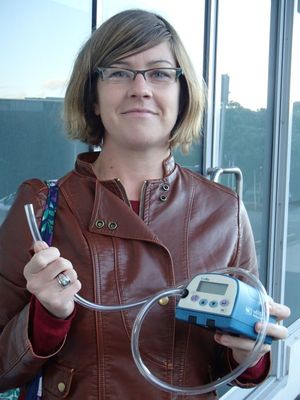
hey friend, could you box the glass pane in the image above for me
[285,5,300,326]
[216,0,272,282]
[0,0,91,225]
[99,0,205,172]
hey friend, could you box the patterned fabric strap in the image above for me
[40,180,59,246]
[0,389,20,400]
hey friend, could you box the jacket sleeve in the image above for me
[0,180,62,391]
[232,199,259,276]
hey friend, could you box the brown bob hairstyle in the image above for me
[64,9,206,154]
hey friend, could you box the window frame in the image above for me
[202,0,298,398]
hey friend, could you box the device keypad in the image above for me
[177,274,237,317]
[189,295,230,310]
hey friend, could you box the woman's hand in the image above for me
[24,241,82,319]
[214,299,291,366]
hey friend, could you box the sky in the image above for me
[0,0,299,110]
[0,0,92,99]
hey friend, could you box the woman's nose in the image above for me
[127,73,152,97]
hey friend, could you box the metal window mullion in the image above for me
[202,0,219,174]
[92,0,97,31]
[267,0,294,381]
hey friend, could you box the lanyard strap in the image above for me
[40,180,58,245]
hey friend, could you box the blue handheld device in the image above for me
[175,273,276,344]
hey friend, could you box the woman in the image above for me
[0,9,290,400]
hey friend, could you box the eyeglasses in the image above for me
[95,67,183,85]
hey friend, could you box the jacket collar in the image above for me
[75,151,176,179]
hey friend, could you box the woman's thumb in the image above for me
[33,240,49,253]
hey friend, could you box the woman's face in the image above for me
[94,42,180,153]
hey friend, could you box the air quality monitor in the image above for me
[175,273,275,344]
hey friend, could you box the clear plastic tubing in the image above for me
[24,204,149,311]
[131,266,269,395]
[25,204,270,395]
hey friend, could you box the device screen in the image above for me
[197,281,228,295]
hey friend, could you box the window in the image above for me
[214,0,272,284]
[285,4,300,326]
[0,0,91,225]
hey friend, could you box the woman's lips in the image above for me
[122,108,157,115]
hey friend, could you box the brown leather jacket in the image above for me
[0,152,268,399]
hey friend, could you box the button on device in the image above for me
[95,219,105,229]
[199,298,208,306]
[57,382,66,392]
[220,299,229,306]
[191,294,200,302]
[107,221,118,230]
[209,300,218,308]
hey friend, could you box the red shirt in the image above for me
[29,296,75,356]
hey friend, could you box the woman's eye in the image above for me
[109,70,130,79]
[151,69,171,80]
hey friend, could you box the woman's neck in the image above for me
[92,147,170,200]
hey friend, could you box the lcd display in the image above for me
[197,281,228,295]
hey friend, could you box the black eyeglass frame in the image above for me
[95,66,183,83]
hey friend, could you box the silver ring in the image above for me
[57,273,71,288]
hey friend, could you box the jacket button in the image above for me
[57,382,66,392]
[107,221,118,230]
[162,183,170,191]
[95,219,105,229]
[159,194,167,202]
[158,296,169,306]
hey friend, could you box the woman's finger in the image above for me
[256,321,289,340]
[215,332,271,354]
[24,246,61,276]
[269,302,291,321]
[33,240,49,253]
[41,257,75,281]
